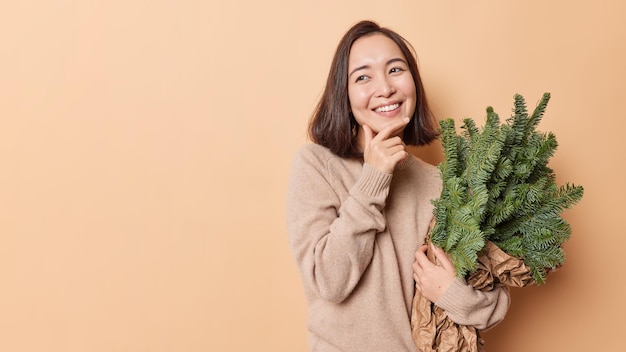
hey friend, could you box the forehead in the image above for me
[348,33,406,67]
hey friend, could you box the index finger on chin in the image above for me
[375,117,410,141]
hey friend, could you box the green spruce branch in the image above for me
[430,93,584,284]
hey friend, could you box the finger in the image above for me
[374,117,410,141]
[389,146,409,163]
[414,277,421,290]
[430,243,454,272]
[414,245,431,266]
[413,251,422,271]
[380,143,407,157]
[376,117,409,141]
[412,261,423,284]
[412,260,420,276]
[379,136,406,148]
[386,138,409,164]
[414,277,421,291]
[415,244,428,258]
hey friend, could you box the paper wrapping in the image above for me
[411,240,533,352]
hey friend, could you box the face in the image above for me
[347,33,417,144]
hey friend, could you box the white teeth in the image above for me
[375,103,400,112]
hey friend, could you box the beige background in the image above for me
[1,0,624,351]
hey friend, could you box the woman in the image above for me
[286,20,509,351]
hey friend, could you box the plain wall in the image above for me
[1,0,624,351]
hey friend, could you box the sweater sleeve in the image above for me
[286,147,392,303]
[434,278,510,330]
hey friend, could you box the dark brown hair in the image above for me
[308,20,439,158]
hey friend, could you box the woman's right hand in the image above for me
[362,117,410,174]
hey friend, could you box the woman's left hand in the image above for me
[413,243,456,302]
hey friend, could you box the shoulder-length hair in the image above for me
[308,20,439,158]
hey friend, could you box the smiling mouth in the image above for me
[374,103,400,113]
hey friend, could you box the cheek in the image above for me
[400,79,417,99]
[400,81,417,111]
[348,86,371,110]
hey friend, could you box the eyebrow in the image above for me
[348,58,408,78]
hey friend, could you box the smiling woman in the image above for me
[348,35,416,134]
[307,21,437,160]
[347,34,418,173]
[286,20,511,352]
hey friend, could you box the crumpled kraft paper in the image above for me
[411,240,533,352]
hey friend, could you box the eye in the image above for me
[355,75,369,82]
[389,67,405,74]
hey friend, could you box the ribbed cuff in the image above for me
[355,163,393,199]
[434,277,472,318]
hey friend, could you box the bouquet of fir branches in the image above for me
[411,93,584,352]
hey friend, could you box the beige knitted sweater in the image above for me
[287,144,510,352]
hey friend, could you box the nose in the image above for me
[375,76,395,97]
